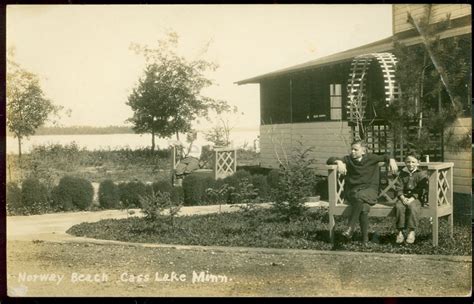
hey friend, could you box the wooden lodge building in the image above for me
[236,4,471,195]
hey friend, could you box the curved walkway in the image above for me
[6,202,327,241]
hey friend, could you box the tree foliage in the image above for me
[382,9,472,154]
[7,48,61,157]
[127,32,230,151]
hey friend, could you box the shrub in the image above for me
[118,181,147,208]
[222,170,252,188]
[272,143,318,220]
[250,174,271,201]
[236,165,271,176]
[205,183,231,205]
[231,178,261,211]
[171,186,184,204]
[183,174,204,205]
[139,191,182,227]
[315,177,328,200]
[151,180,173,195]
[6,182,23,215]
[266,169,280,190]
[52,176,94,211]
[16,177,53,214]
[21,177,50,208]
[182,172,216,205]
[98,179,120,209]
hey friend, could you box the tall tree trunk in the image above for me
[17,136,22,160]
[175,131,179,141]
[151,130,155,154]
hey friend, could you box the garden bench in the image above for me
[327,162,454,246]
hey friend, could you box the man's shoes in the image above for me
[396,231,405,244]
[342,228,354,239]
[406,231,415,244]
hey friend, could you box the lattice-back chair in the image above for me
[327,162,454,246]
[213,148,237,180]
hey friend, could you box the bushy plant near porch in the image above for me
[67,208,471,256]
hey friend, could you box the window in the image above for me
[330,84,342,120]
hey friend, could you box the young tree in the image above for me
[6,48,61,158]
[127,32,230,152]
[204,106,242,147]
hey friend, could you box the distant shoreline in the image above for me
[7,126,260,137]
[19,126,135,136]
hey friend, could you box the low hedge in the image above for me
[21,177,49,208]
[118,181,147,208]
[149,180,184,203]
[52,176,94,211]
[182,172,215,205]
[6,182,23,215]
[98,179,120,209]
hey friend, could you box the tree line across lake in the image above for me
[7,126,135,137]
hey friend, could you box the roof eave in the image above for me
[235,25,471,85]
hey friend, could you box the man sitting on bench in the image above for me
[326,140,398,244]
[173,142,203,186]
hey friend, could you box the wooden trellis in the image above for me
[213,147,237,180]
[347,52,402,141]
[347,52,401,121]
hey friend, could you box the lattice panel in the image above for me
[215,149,236,179]
[437,168,450,206]
[335,174,346,206]
[347,52,401,122]
[378,168,399,204]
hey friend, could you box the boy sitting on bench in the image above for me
[326,140,398,243]
[394,152,428,244]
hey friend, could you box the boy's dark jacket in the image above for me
[394,167,429,200]
[327,153,390,191]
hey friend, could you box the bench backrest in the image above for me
[327,162,454,209]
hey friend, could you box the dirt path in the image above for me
[6,204,472,297]
[7,240,471,297]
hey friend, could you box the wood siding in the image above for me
[393,4,471,35]
[259,118,471,194]
[259,121,352,175]
[443,117,472,194]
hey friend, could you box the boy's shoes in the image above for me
[371,232,380,244]
[396,231,405,244]
[406,231,416,244]
[342,228,354,239]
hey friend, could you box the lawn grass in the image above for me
[67,208,472,256]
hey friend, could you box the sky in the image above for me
[6,4,393,131]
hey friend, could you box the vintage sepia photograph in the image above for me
[5,4,472,297]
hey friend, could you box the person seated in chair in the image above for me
[326,140,398,244]
[173,142,202,186]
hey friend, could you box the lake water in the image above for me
[6,130,260,154]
